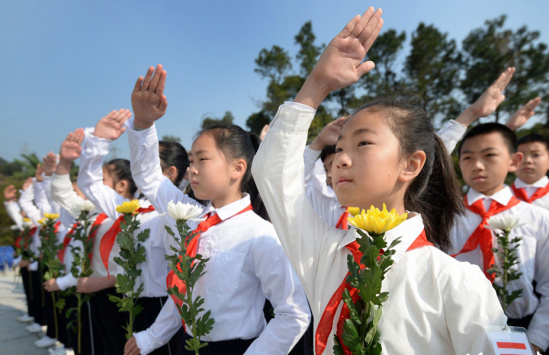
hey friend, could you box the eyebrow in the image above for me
[338,127,376,142]
[189,149,208,157]
[461,147,499,154]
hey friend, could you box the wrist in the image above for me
[294,75,330,110]
[132,116,154,130]
[310,137,325,151]
[454,107,479,127]
[56,159,72,175]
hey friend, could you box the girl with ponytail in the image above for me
[252,7,506,354]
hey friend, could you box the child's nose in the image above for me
[335,153,351,168]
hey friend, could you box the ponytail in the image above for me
[404,135,463,251]
[198,125,270,221]
[355,95,463,251]
[105,159,138,198]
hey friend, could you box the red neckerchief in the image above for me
[58,223,78,264]
[166,204,253,326]
[511,181,549,204]
[451,195,520,282]
[15,226,38,249]
[56,213,108,264]
[335,208,349,230]
[99,206,155,277]
[315,229,432,355]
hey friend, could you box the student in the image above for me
[513,129,549,209]
[78,110,188,355]
[451,122,549,353]
[252,8,507,354]
[121,64,310,355]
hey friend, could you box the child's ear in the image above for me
[399,150,426,183]
[165,166,178,183]
[115,179,129,197]
[231,158,247,181]
[508,152,523,173]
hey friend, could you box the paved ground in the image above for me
[0,268,50,355]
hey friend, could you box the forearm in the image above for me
[51,173,85,215]
[436,120,467,154]
[134,297,182,354]
[33,180,53,215]
[4,201,23,229]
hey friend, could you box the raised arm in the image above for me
[506,97,542,131]
[77,109,131,219]
[52,129,89,213]
[18,178,42,225]
[127,65,200,213]
[253,8,383,297]
[4,185,23,229]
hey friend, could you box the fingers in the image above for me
[158,95,168,111]
[357,60,376,77]
[133,76,144,94]
[359,9,383,48]
[339,14,362,38]
[525,96,542,113]
[156,69,167,96]
[351,7,375,38]
[149,64,164,93]
[494,67,515,92]
[141,66,155,91]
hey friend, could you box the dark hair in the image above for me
[319,144,336,163]
[458,123,517,157]
[517,133,549,151]
[197,124,269,221]
[354,96,464,252]
[159,140,190,186]
[105,159,138,198]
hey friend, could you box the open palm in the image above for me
[94,109,132,140]
[60,129,85,162]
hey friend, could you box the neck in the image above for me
[477,183,505,197]
[518,175,545,185]
[211,190,243,210]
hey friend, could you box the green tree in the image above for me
[405,23,463,124]
[461,15,549,122]
[161,135,181,143]
[201,111,235,130]
[294,21,323,76]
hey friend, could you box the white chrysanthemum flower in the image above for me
[22,219,33,228]
[487,215,525,232]
[11,225,21,231]
[167,201,203,221]
[81,200,95,212]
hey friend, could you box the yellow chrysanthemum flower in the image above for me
[23,218,32,223]
[43,213,60,220]
[38,218,47,226]
[347,207,360,217]
[347,204,407,234]
[116,199,140,214]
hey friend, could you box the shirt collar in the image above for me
[514,176,549,189]
[338,213,425,265]
[466,186,514,206]
[205,194,251,221]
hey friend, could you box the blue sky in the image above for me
[1,0,547,162]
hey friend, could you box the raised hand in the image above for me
[295,7,384,109]
[93,109,132,140]
[60,129,85,163]
[35,163,44,182]
[131,64,168,129]
[22,177,33,191]
[42,152,57,176]
[506,97,542,131]
[310,116,348,150]
[3,185,17,202]
[456,67,515,126]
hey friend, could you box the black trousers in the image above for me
[89,287,128,355]
[134,296,180,355]
[180,333,256,355]
[44,289,67,342]
[24,268,46,325]
[64,293,96,355]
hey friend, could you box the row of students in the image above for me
[252,7,548,355]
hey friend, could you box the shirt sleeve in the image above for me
[251,102,341,300]
[244,235,311,354]
[436,119,467,154]
[134,297,182,355]
[77,133,125,219]
[18,185,42,226]
[4,201,23,229]
[529,223,549,351]
[33,179,53,215]
[56,273,78,291]
[125,118,201,214]
[51,173,85,215]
